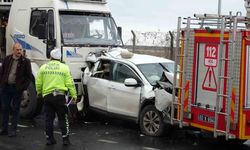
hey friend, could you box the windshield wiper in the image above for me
[159,63,170,72]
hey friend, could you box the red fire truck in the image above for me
[171,11,250,142]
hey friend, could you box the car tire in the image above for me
[20,82,42,119]
[139,105,165,136]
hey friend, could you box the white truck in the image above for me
[0,0,123,118]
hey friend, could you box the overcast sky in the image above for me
[107,0,246,32]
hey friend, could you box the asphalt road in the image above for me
[0,113,250,150]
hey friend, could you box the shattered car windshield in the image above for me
[137,62,175,85]
[60,12,123,46]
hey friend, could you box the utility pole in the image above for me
[169,31,174,60]
[217,0,221,28]
[218,0,221,16]
[131,30,136,53]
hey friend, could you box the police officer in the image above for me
[35,48,77,146]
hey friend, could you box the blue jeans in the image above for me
[1,85,22,131]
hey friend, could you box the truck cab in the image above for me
[1,0,123,118]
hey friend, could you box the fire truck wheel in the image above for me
[20,82,42,119]
[139,105,165,136]
[218,136,247,145]
[227,139,247,145]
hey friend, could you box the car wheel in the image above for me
[139,105,165,136]
[20,82,42,119]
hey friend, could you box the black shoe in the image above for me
[63,137,71,146]
[8,131,16,137]
[46,139,57,145]
[0,130,8,136]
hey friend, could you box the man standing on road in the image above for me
[0,43,32,137]
[35,48,77,146]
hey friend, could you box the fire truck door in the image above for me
[196,43,226,109]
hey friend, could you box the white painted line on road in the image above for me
[84,121,97,124]
[53,131,76,135]
[97,139,118,144]
[9,123,29,128]
[142,147,161,150]
[54,131,61,134]
[17,124,29,128]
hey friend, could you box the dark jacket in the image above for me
[0,55,33,92]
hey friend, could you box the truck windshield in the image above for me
[60,12,123,46]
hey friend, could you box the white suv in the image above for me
[81,49,176,136]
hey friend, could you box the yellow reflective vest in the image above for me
[35,60,77,99]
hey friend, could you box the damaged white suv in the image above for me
[81,48,176,136]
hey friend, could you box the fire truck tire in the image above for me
[139,105,165,136]
[227,139,247,145]
[20,82,42,119]
[218,136,247,145]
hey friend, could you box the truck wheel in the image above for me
[20,82,42,119]
[139,105,165,136]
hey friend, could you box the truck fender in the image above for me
[19,62,43,119]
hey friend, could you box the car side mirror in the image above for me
[124,78,140,87]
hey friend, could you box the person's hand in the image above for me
[71,97,77,104]
[66,97,76,106]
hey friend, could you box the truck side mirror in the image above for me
[37,11,48,39]
[37,24,47,39]
[46,38,56,58]
[46,9,55,58]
